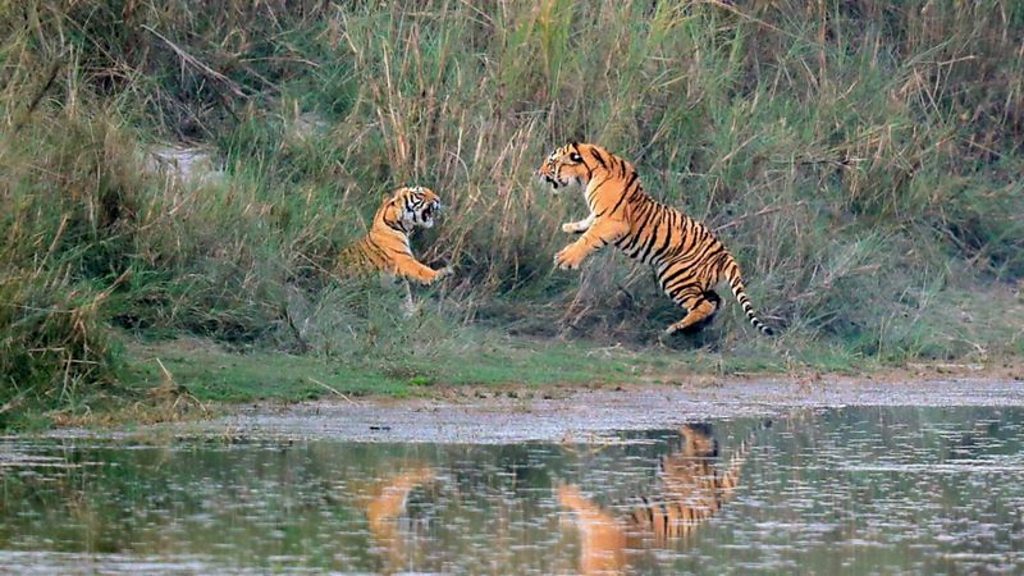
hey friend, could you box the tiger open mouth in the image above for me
[539,173,563,193]
[420,203,437,227]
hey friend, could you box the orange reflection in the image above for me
[558,425,751,575]
[360,465,436,574]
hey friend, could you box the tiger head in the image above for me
[537,143,593,193]
[389,186,442,230]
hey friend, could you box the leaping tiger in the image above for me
[537,142,774,336]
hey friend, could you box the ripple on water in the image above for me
[0,406,1022,574]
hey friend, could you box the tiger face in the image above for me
[537,143,591,193]
[394,186,441,229]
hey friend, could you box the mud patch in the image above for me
[37,376,1024,444]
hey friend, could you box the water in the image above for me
[1,406,1022,574]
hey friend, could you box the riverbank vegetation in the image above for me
[2,1,1022,429]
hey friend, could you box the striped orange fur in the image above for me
[538,142,773,336]
[337,186,451,285]
[558,424,753,574]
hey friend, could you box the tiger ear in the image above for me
[569,152,583,162]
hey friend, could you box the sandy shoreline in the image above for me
[38,375,1019,444]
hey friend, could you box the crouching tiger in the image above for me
[537,143,773,336]
[558,424,751,574]
[336,186,452,285]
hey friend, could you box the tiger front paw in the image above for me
[561,222,580,234]
[554,246,585,270]
[426,265,455,285]
[420,266,453,285]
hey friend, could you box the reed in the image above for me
[1,1,1022,425]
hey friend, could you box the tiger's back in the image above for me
[613,181,773,336]
[338,233,394,277]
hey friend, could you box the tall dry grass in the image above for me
[2,1,1023,422]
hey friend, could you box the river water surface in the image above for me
[1,404,1022,574]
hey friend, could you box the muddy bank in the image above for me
[42,376,1022,444]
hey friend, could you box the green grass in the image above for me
[114,325,874,409]
[123,341,406,403]
[119,336,635,404]
[1,1,1023,429]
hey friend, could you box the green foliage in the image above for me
[1,1,1023,426]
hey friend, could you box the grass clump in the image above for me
[1,1,1023,428]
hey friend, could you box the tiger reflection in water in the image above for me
[558,424,752,575]
[358,465,436,575]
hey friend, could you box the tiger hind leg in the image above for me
[665,290,721,335]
